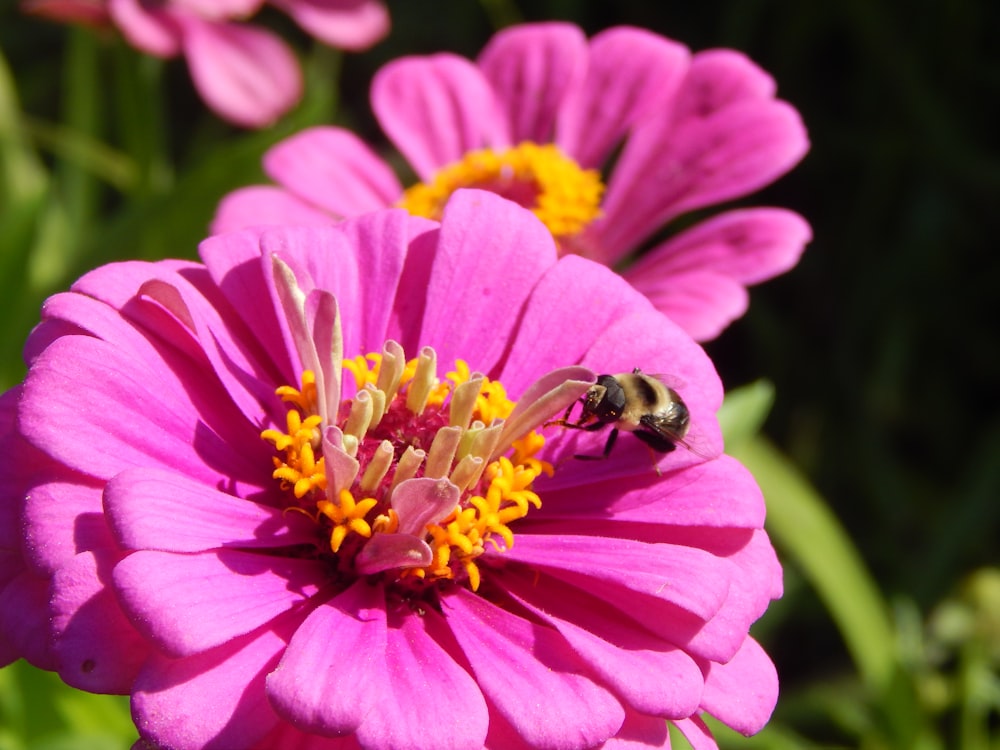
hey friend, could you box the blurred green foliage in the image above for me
[1,0,997,748]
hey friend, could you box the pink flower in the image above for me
[23,0,390,127]
[1,190,782,749]
[213,21,811,338]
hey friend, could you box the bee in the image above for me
[547,368,692,460]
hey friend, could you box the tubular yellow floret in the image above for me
[398,142,604,242]
[262,351,558,592]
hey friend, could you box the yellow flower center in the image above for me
[398,142,604,244]
[261,348,553,593]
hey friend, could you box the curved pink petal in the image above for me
[597,97,808,259]
[477,22,587,145]
[23,479,112,574]
[372,55,509,180]
[558,26,690,168]
[497,254,651,393]
[700,636,778,735]
[328,209,435,357]
[104,467,316,553]
[539,455,767,531]
[172,0,264,20]
[50,551,149,692]
[673,715,719,750]
[53,258,288,453]
[19,335,260,486]
[595,48,809,261]
[266,581,386,735]
[108,0,181,57]
[0,568,56,670]
[199,229,303,385]
[269,0,388,50]
[504,567,703,718]
[443,587,625,749]
[112,549,323,657]
[181,19,302,128]
[504,534,730,623]
[211,185,336,235]
[603,710,670,749]
[418,190,558,374]
[626,267,749,342]
[254,723,361,749]
[262,127,402,218]
[630,207,813,285]
[132,620,294,750]
[355,608,489,750]
[673,49,780,120]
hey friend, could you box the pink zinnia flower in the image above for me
[213,21,812,339]
[23,0,390,127]
[1,190,782,749]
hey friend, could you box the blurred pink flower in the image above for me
[213,21,811,338]
[23,0,389,127]
[1,191,782,749]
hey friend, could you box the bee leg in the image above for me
[574,428,618,461]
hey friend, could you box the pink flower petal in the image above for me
[253,723,361,749]
[0,568,56,670]
[131,275,290,429]
[627,266,750,343]
[354,534,432,574]
[444,587,625,749]
[504,567,704,718]
[673,49,779,120]
[263,127,403,218]
[602,710,671,749]
[23,479,112,574]
[266,581,386,735]
[372,55,509,180]
[132,620,294,750]
[104,467,316,553]
[540,455,766,531]
[19,335,261,486]
[595,49,809,260]
[50,551,149,692]
[558,26,690,168]
[199,229,303,385]
[108,0,181,57]
[269,0,388,50]
[630,207,813,285]
[172,0,264,21]
[598,97,807,259]
[679,531,783,663]
[503,534,729,623]
[418,190,558,373]
[700,636,779,735]
[497,254,650,392]
[330,209,436,357]
[112,549,323,657]
[355,608,489,750]
[673,715,719,750]
[181,19,302,128]
[211,185,335,235]
[477,22,587,145]
[390,477,460,535]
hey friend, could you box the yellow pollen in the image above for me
[317,489,379,553]
[398,142,604,242]
[261,355,555,593]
